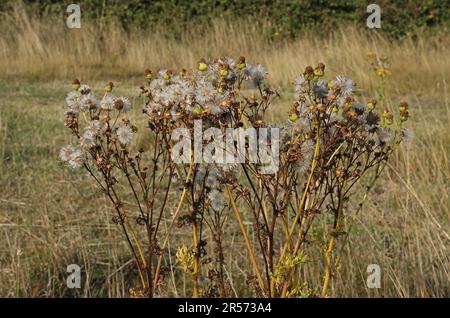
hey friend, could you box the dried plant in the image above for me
[60,56,411,298]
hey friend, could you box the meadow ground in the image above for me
[0,8,449,297]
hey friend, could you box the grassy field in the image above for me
[0,5,449,297]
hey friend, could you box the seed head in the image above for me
[114,99,124,110]
[367,51,376,62]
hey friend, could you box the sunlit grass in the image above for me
[0,4,448,298]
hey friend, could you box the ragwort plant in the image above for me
[60,56,411,298]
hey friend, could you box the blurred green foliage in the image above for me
[3,0,449,38]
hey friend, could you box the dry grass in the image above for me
[0,4,448,297]
[1,3,449,93]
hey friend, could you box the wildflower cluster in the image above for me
[61,80,136,168]
[60,56,410,298]
[368,52,391,78]
[141,56,271,127]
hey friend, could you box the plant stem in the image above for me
[277,124,321,268]
[226,186,265,293]
[153,160,195,289]
[321,179,347,298]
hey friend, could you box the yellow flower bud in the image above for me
[237,56,246,69]
[376,68,383,77]
[382,110,393,126]
[144,69,152,81]
[314,69,324,77]
[104,81,114,93]
[400,109,409,122]
[289,113,298,122]
[367,51,376,62]
[72,79,80,91]
[399,101,408,113]
[198,62,208,72]
[192,107,202,115]
[220,69,228,77]
[377,67,391,78]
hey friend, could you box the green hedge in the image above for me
[4,0,449,38]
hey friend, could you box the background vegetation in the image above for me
[0,2,448,297]
[1,0,449,38]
